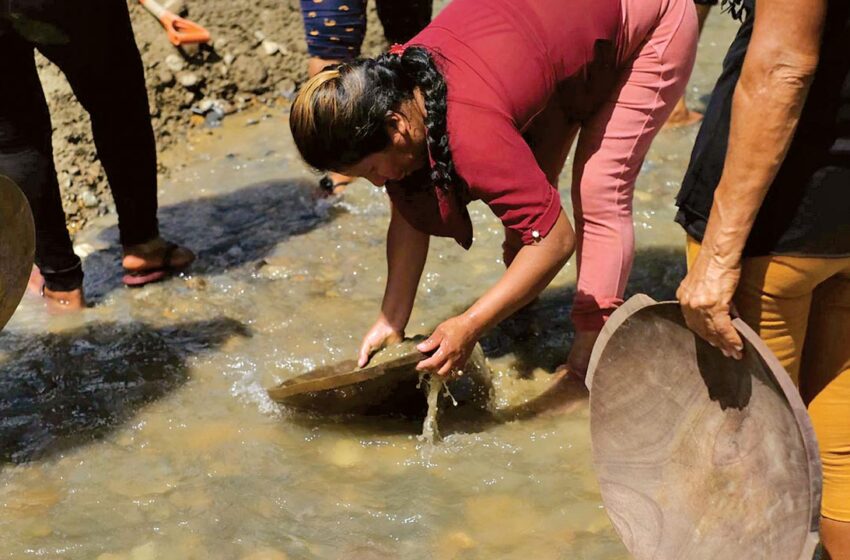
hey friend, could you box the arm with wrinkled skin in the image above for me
[677,0,827,358]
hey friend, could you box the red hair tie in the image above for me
[388,43,406,56]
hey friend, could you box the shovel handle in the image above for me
[138,0,211,47]
[139,0,167,19]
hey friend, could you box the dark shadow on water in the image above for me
[82,179,341,301]
[481,246,688,376]
[0,317,250,464]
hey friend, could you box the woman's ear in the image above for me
[385,111,409,145]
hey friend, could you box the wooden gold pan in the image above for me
[587,295,820,560]
[268,338,492,415]
[0,175,35,332]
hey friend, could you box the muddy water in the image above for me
[0,13,738,560]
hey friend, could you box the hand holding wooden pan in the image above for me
[268,337,492,416]
[586,295,820,560]
[0,175,35,333]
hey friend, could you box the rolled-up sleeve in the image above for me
[451,108,562,245]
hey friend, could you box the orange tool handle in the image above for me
[139,0,211,47]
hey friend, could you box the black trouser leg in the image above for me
[375,0,433,44]
[0,32,83,292]
[37,0,159,247]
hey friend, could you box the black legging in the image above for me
[0,0,159,292]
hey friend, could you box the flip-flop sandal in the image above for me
[319,174,353,193]
[122,242,188,288]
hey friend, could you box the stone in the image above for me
[0,481,61,517]
[80,188,99,208]
[183,276,207,291]
[276,78,296,100]
[164,54,185,73]
[328,440,363,468]
[168,488,212,512]
[194,99,216,113]
[231,56,268,90]
[130,542,158,560]
[106,466,175,498]
[240,548,288,560]
[434,531,476,560]
[178,72,201,89]
[182,421,241,451]
[261,40,280,56]
[633,190,653,203]
[157,68,175,87]
[464,494,543,548]
[213,36,229,50]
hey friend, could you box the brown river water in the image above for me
[0,12,738,560]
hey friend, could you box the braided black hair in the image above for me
[721,0,752,21]
[290,46,455,190]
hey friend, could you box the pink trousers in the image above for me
[569,0,697,330]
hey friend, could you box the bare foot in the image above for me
[664,98,703,129]
[122,237,195,273]
[566,329,601,378]
[42,286,86,312]
[500,367,589,420]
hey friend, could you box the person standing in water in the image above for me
[290,0,698,380]
[676,0,850,556]
[298,0,432,193]
[0,0,194,311]
[664,0,715,127]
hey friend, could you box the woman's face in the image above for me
[339,110,428,187]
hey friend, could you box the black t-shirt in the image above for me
[676,0,850,257]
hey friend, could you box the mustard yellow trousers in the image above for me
[687,238,850,521]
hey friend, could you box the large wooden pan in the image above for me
[0,175,35,332]
[268,338,492,415]
[586,295,821,560]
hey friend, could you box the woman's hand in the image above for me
[415,313,480,377]
[677,251,743,359]
[358,317,404,367]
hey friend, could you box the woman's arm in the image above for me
[358,202,430,366]
[677,0,827,358]
[467,211,574,333]
[417,210,574,375]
